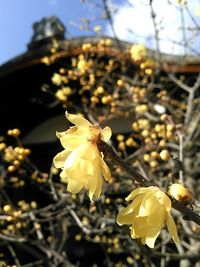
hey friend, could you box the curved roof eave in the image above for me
[0,35,200,78]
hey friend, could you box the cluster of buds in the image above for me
[143,149,171,168]
[31,171,49,184]
[116,134,138,152]
[1,145,31,173]
[17,200,37,211]
[139,58,155,76]
[48,39,136,119]
[7,128,21,137]
[1,204,23,234]
[0,255,17,267]
[130,86,147,104]
[131,113,177,168]
[55,86,72,102]
[51,73,67,86]
[130,44,154,75]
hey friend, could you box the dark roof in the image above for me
[1,36,200,78]
[0,35,200,137]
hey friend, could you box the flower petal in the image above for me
[60,134,86,149]
[64,143,98,170]
[156,190,171,212]
[60,169,68,183]
[131,226,140,239]
[87,162,103,201]
[117,195,143,225]
[125,187,151,201]
[64,149,77,169]
[66,125,95,138]
[100,157,111,181]
[138,191,158,217]
[166,213,180,245]
[66,112,92,127]
[145,232,160,248]
[93,160,103,199]
[56,130,68,139]
[53,150,71,168]
[117,209,136,225]
[101,126,112,142]
[117,186,178,248]
[133,209,165,237]
[94,175,103,199]
[67,178,84,194]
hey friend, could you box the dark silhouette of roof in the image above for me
[0,16,200,137]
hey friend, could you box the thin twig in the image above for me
[98,140,200,226]
[178,133,184,183]
[8,244,22,267]
[149,0,161,70]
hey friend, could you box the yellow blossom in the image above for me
[94,25,102,33]
[117,186,179,248]
[51,73,63,86]
[77,59,88,74]
[82,43,92,51]
[55,87,72,102]
[130,44,147,61]
[168,183,193,204]
[55,90,67,102]
[53,112,112,200]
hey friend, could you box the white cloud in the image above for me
[104,0,200,55]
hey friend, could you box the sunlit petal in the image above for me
[138,191,158,216]
[131,226,140,239]
[53,150,71,168]
[87,163,103,201]
[117,186,179,248]
[117,195,143,225]
[101,126,112,142]
[66,112,92,127]
[166,213,180,245]
[54,112,112,200]
[60,134,86,149]
[100,157,111,181]
[145,233,159,248]
[56,130,68,139]
[156,190,171,211]
[125,187,150,201]
[67,179,84,195]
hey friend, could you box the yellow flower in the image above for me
[51,73,62,86]
[117,186,179,248]
[77,59,88,74]
[53,112,112,200]
[168,183,193,204]
[130,44,147,61]
[94,25,102,33]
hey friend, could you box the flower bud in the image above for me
[168,183,193,203]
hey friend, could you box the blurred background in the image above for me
[1,0,200,65]
[0,1,200,267]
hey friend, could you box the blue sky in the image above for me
[0,0,105,64]
[0,0,200,65]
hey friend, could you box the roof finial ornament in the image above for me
[28,16,66,50]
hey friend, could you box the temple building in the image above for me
[0,16,200,267]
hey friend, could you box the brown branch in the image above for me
[98,140,155,187]
[97,140,200,226]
